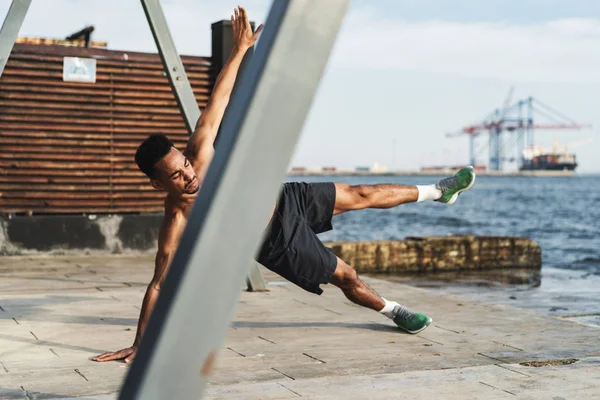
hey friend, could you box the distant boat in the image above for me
[519,139,592,172]
[520,153,577,171]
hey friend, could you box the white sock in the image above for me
[379,298,400,319]
[416,185,442,202]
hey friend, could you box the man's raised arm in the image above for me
[184,6,263,175]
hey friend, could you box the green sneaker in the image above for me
[392,305,432,334]
[435,166,476,205]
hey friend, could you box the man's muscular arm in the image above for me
[184,6,263,178]
[93,211,186,363]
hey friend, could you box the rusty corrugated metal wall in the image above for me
[0,43,214,215]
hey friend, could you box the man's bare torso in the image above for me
[162,183,275,250]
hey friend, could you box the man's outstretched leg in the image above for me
[329,257,432,334]
[333,166,476,214]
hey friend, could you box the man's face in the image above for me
[151,147,199,195]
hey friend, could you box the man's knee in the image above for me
[334,184,371,213]
[330,260,360,289]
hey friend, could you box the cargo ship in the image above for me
[520,149,577,171]
[519,139,591,172]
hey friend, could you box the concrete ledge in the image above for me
[325,235,542,273]
[1,216,542,276]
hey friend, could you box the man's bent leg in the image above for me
[329,257,385,311]
[329,257,432,334]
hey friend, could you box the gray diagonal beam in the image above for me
[140,0,200,134]
[0,0,32,76]
[118,0,349,399]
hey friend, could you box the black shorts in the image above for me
[257,182,338,295]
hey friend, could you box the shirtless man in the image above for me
[93,6,475,364]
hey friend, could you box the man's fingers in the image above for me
[93,352,116,362]
[98,353,121,361]
[125,352,136,364]
[252,24,264,39]
[238,6,251,32]
[234,7,239,22]
[93,352,114,360]
[92,348,133,362]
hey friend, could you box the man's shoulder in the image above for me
[157,204,187,250]
[162,203,184,222]
[159,197,185,226]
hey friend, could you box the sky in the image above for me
[2,0,600,172]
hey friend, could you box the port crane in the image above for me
[446,88,592,171]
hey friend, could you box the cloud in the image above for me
[0,0,270,56]
[8,1,599,85]
[331,8,600,84]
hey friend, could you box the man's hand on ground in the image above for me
[92,345,137,363]
[232,6,263,52]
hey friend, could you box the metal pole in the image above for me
[488,119,494,170]
[489,110,500,171]
[496,110,502,171]
[140,0,200,134]
[488,130,495,170]
[518,100,525,170]
[469,134,475,167]
[246,260,268,292]
[118,1,349,399]
[496,130,502,171]
[528,97,534,148]
[141,0,266,291]
[0,0,32,76]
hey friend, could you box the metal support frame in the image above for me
[246,260,268,292]
[141,0,266,291]
[0,0,31,76]
[119,1,349,399]
[141,0,200,134]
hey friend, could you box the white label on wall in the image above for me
[63,57,97,83]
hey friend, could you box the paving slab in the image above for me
[0,255,598,399]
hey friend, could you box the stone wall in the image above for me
[325,235,541,273]
[0,214,163,255]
